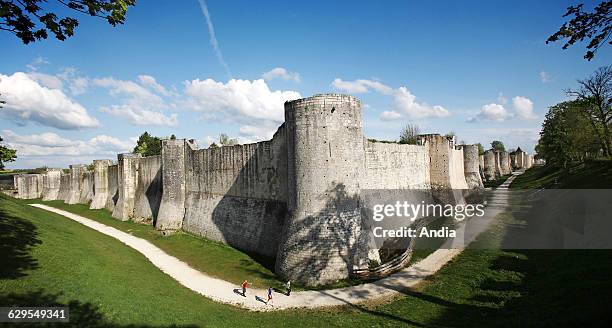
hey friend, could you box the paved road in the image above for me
[30,174,519,311]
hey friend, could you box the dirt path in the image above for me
[30,173,518,311]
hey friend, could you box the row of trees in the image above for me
[132,132,239,157]
[537,66,612,166]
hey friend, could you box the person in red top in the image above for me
[241,280,249,297]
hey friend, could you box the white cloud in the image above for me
[26,71,63,90]
[26,56,50,71]
[56,67,89,95]
[470,103,511,122]
[2,130,133,161]
[69,77,89,95]
[332,78,449,119]
[539,71,551,83]
[262,67,301,83]
[93,76,178,126]
[101,105,178,126]
[184,78,301,123]
[1,129,76,147]
[331,78,394,95]
[238,121,282,141]
[512,96,537,120]
[0,72,100,129]
[392,87,450,119]
[138,75,172,96]
[379,110,402,121]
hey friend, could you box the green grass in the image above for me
[510,159,612,189]
[2,180,611,326]
[28,199,288,292]
[483,174,511,189]
[23,199,439,292]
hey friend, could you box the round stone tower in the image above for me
[460,144,484,189]
[483,150,497,181]
[275,94,370,286]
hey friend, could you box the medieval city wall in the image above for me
[16,174,43,199]
[362,141,431,189]
[105,164,119,212]
[79,171,94,204]
[42,169,61,201]
[12,93,535,287]
[58,173,71,201]
[90,160,113,209]
[459,144,484,189]
[66,165,86,204]
[182,127,288,258]
[112,153,141,221]
[133,155,163,224]
[500,151,511,175]
[483,150,497,181]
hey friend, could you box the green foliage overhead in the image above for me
[491,140,505,152]
[0,136,17,170]
[547,1,611,60]
[133,132,162,157]
[0,0,135,44]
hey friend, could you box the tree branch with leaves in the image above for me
[547,1,611,60]
[0,0,135,44]
[0,136,17,169]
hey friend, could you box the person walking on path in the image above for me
[267,286,274,306]
[286,280,291,296]
[241,280,249,297]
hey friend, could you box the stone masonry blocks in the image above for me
[90,159,113,209]
[276,94,372,286]
[459,144,484,189]
[42,169,62,201]
[112,153,141,221]
[66,165,86,204]
[156,139,187,231]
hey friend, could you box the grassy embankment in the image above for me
[483,173,511,189]
[1,161,610,326]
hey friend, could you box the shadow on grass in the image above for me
[0,208,41,279]
[0,290,198,327]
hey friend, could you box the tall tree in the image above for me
[0,136,17,169]
[0,0,135,44]
[399,123,420,144]
[491,140,505,152]
[537,100,601,166]
[547,1,612,60]
[133,132,162,157]
[566,66,612,156]
[476,143,485,155]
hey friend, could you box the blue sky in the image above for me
[1,0,610,168]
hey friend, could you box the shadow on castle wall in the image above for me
[146,169,163,225]
[134,156,163,225]
[182,133,288,266]
[278,182,372,285]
